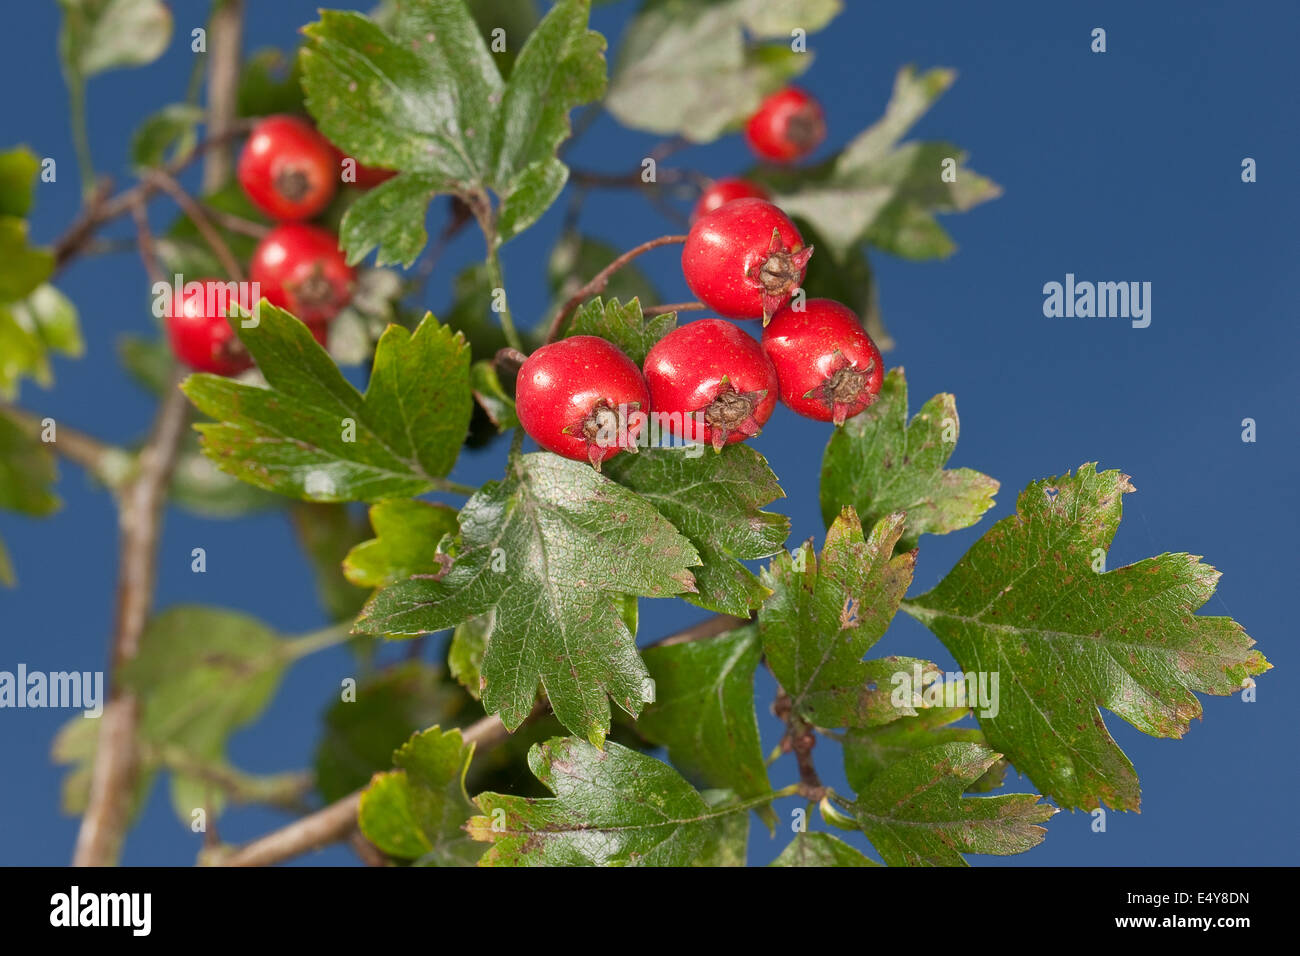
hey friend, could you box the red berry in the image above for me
[165,280,255,376]
[643,319,778,450]
[681,198,813,323]
[516,336,650,469]
[762,299,883,425]
[250,223,355,325]
[745,87,826,163]
[691,177,770,223]
[329,144,397,188]
[238,115,337,220]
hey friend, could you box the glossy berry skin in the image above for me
[238,116,338,220]
[516,336,650,469]
[681,198,813,323]
[762,299,883,425]
[643,320,778,450]
[745,87,826,163]
[250,223,355,325]
[165,280,255,376]
[691,177,770,223]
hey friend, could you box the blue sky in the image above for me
[1,0,1296,865]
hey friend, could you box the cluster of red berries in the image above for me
[166,115,391,376]
[520,86,881,469]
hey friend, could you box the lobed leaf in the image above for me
[820,367,998,550]
[354,452,700,745]
[903,464,1271,810]
[469,737,749,865]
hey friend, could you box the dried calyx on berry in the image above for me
[761,299,884,425]
[681,198,814,323]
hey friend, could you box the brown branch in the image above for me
[642,301,705,317]
[72,375,192,866]
[656,613,750,647]
[773,689,826,802]
[546,234,688,343]
[146,169,246,281]
[193,200,268,239]
[201,0,244,194]
[51,121,255,275]
[129,199,166,287]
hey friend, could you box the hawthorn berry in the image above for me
[165,280,255,376]
[761,299,883,425]
[515,336,650,469]
[329,144,396,188]
[745,87,826,163]
[681,198,813,323]
[643,319,778,450]
[691,177,770,223]
[238,115,338,220]
[250,223,355,325]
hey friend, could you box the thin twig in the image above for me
[50,121,255,274]
[201,0,244,194]
[773,689,826,802]
[642,301,705,317]
[146,168,246,281]
[129,199,166,287]
[656,613,750,647]
[546,234,688,342]
[72,376,192,866]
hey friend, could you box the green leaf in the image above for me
[57,0,172,78]
[839,742,1053,866]
[343,499,460,590]
[469,737,750,865]
[314,662,472,803]
[0,147,41,218]
[448,614,490,700]
[130,103,204,170]
[354,452,700,745]
[606,0,837,141]
[638,625,772,823]
[902,464,1271,811]
[359,726,484,865]
[820,369,998,550]
[182,308,472,502]
[606,444,788,616]
[0,218,53,303]
[0,411,60,518]
[469,359,518,432]
[120,606,292,820]
[771,832,879,867]
[770,66,1000,258]
[302,0,605,262]
[337,172,452,269]
[169,436,280,518]
[844,706,1006,796]
[566,297,674,367]
[759,509,916,728]
[0,285,83,399]
[237,47,306,118]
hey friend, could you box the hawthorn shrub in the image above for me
[0,0,1269,868]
